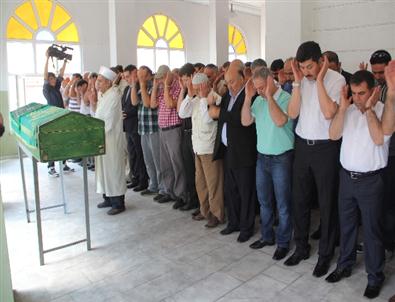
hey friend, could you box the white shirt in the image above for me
[179,92,221,155]
[296,69,345,140]
[221,88,243,146]
[340,102,390,173]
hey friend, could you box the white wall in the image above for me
[301,0,395,73]
[113,0,260,67]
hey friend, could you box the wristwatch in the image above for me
[292,82,301,88]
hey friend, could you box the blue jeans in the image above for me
[256,151,293,248]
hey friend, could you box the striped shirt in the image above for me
[68,98,80,112]
[157,80,182,128]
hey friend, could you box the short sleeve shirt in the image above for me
[43,76,64,108]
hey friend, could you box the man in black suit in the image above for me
[208,63,257,243]
[122,65,148,191]
[323,51,352,85]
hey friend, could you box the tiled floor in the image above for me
[1,157,394,302]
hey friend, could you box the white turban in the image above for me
[98,66,117,81]
[192,73,208,85]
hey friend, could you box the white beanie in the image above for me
[98,66,117,81]
[192,72,208,85]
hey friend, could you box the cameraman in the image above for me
[43,49,72,176]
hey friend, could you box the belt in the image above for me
[183,128,192,132]
[342,168,382,180]
[161,124,181,131]
[297,135,331,146]
[261,149,293,158]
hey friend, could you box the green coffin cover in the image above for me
[10,103,105,162]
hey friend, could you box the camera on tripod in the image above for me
[47,44,73,61]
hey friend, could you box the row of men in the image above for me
[43,42,395,299]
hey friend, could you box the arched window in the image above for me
[228,24,247,62]
[6,0,81,109]
[137,14,185,72]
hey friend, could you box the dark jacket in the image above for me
[121,86,138,133]
[213,88,257,169]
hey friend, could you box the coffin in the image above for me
[10,103,105,162]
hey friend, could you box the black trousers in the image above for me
[383,155,395,251]
[103,194,125,209]
[292,137,340,260]
[224,154,256,235]
[48,160,66,168]
[126,132,148,185]
[337,168,385,286]
[181,129,199,206]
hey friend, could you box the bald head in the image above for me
[229,59,244,72]
[225,66,244,96]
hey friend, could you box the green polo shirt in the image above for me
[251,89,294,155]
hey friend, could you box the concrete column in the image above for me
[262,0,302,65]
[108,0,118,66]
[209,0,229,65]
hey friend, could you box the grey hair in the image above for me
[252,66,272,80]
[284,57,294,64]
[251,58,267,70]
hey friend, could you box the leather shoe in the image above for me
[173,199,185,209]
[249,240,275,249]
[180,202,199,211]
[97,200,111,208]
[153,194,165,201]
[310,227,321,240]
[272,247,289,260]
[313,260,331,277]
[140,189,158,196]
[284,247,310,266]
[127,181,139,189]
[363,283,382,299]
[325,267,352,283]
[237,233,252,243]
[157,195,173,203]
[220,226,239,235]
[192,213,205,221]
[133,184,148,192]
[107,207,125,215]
[205,215,219,228]
[191,209,201,217]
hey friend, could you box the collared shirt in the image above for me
[43,76,64,108]
[295,68,345,140]
[221,87,244,146]
[251,88,294,155]
[157,80,182,128]
[136,81,159,135]
[179,92,221,154]
[340,102,390,172]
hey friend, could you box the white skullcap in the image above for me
[192,73,208,85]
[98,66,117,81]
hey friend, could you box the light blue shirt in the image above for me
[221,88,244,146]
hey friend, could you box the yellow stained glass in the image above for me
[169,33,183,49]
[137,29,154,47]
[233,29,242,49]
[165,19,178,41]
[7,17,33,39]
[155,15,167,37]
[228,25,234,44]
[235,41,246,54]
[51,5,71,32]
[56,22,79,42]
[34,0,52,27]
[15,1,38,30]
[142,16,158,40]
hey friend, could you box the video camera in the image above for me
[47,44,73,61]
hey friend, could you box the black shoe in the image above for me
[249,239,275,249]
[173,199,185,209]
[191,209,201,217]
[237,233,252,243]
[273,247,289,260]
[310,228,321,240]
[127,181,139,189]
[133,184,148,192]
[363,283,382,299]
[140,189,158,196]
[284,247,310,266]
[157,195,173,203]
[313,259,331,277]
[356,243,364,254]
[153,194,165,201]
[220,226,240,235]
[107,207,125,215]
[180,202,199,211]
[325,267,352,283]
[97,201,111,208]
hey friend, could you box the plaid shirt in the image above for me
[157,79,182,128]
[137,82,159,135]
